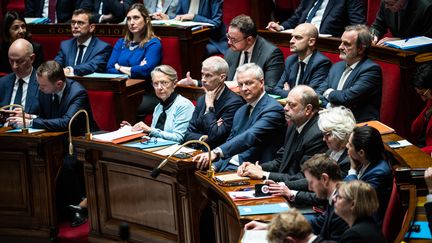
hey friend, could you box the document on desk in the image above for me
[151,20,214,27]
[238,203,290,216]
[153,144,196,156]
[92,125,143,143]
[6,128,45,133]
[241,230,268,243]
[384,36,432,52]
[25,17,50,24]
[228,190,275,201]
[84,73,128,78]
[123,139,178,150]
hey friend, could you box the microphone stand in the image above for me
[68,109,92,155]
[150,138,214,179]
[0,104,29,134]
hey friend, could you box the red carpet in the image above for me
[57,221,89,243]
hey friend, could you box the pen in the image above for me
[191,26,203,31]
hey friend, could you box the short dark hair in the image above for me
[351,126,385,163]
[229,15,257,38]
[2,11,29,43]
[413,62,432,89]
[301,154,342,181]
[37,61,66,84]
[73,9,96,24]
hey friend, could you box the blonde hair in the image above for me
[338,180,379,219]
[267,209,312,243]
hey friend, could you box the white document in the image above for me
[84,73,128,78]
[385,36,432,49]
[241,230,269,243]
[388,139,412,149]
[153,144,196,156]
[92,125,142,142]
[151,19,214,27]
[224,80,238,89]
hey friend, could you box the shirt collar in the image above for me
[249,91,266,109]
[299,52,313,65]
[296,117,311,134]
[15,68,33,84]
[78,36,92,47]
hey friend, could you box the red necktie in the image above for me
[49,0,57,23]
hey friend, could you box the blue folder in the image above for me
[238,203,290,216]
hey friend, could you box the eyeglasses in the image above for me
[226,33,247,44]
[152,80,172,87]
[140,136,157,145]
[71,20,87,27]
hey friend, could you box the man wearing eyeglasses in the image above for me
[178,14,284,93]
[54,9,112,76]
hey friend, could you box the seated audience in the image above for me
[107,3,162,119]
[345,126,392,224]
[271,23,331,98]
[321,25,382,122]
[90,0,136,23]
[334,180,387,243]
[122,65,194,143]
[0,39,40,117]
[424,167,432,234]
[24,0,93,23]
[193,63,286,172]
[178,14,284,92]
[0,11,44,74]
[411,62,432,154]
[54,9,112,76]
[266,0,365,37]
[371,0,432,46]
[145,0,179,20]
[245,154,349,241]
[237,85,327,182]
[183,56,244,149]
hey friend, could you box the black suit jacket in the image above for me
[281,0,365,37]
[184,86,244,149]
[261,113,327,182]
[224,35,284,92]
[25,0,93,23]
[339,217,386,243]
[310,202,349,241]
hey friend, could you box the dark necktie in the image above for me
[243,51,249,65]
[13,79,24,105]
[48,0,57,23]
[306,0,324,23]
[76,44,85,65]
[155,108,168,130]
[51,94,60,118]
[155,93,178,130]
[297,61,306,85]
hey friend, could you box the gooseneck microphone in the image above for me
[68,109,92,155]
[0,104,29,134]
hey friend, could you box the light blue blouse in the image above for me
[150,94,194,142]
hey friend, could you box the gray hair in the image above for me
[151,64,177,82]
[345,24,372,51]
[236,63,264,80]
[202,56,229,75]
[290,85,320,111]
[318,106,356,141]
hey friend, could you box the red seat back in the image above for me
[376,61,400,127]
[87,91,117,131]
[31,35,69,60]
[222,0,251,27]
[321,52,340,63]
[160,37,182,78]
[382,177,404,243]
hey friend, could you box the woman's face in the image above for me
[415,88,432,101]
[152,71,175,101]
[323,131,345,152]
[126,9,146,35]
[9,19,27,42]
[333,190,353,221]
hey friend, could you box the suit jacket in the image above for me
[322,57,382,122]
[54,36,112,76]
[144,0,179,19]
[213,94,286,171]
[339,217,386,243]
[32,79,97,134]
[281,0,365,37]
[271,50,331,98]
[371,0,432,39]
[411,99,432,154]
[425,200,432,234]
[0,70,39,114]
[25,0,93,23]
[345,159,392,225]
[91,0,136,23]
[261,113,327,182]
[310,202,349,241]
[184,86,244,149]
[225,35,284,92]
[177,0,227,54]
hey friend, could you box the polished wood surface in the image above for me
[0,128,66,242]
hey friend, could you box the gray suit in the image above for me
[144,0,179,19]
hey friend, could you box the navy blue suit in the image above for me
[25,0,93,23]
[310,202,349,241]
[213,94,286,172]
[0,70,39,114]
[90,0,136,23]
[32,79,97,134]
[177,0,227,55]
[281,0,365,37]
[184,86,244,149]
[345,159,392,225]
[322,58,382,122]
[272,50,331,98]
[54,37,112,76]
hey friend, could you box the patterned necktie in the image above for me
[13,79,24,105]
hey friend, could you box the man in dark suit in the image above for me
[371,0,432,46]
[90,0,136,23]
[271,23,331,98]
[193,63,286,172]
[145,0,179,20]
[24,0,93,23]
[184,56,244,149]
[54,9,112,76]
[267,0,365,37]
[425,167,432,234]
[178,14,284,92]
[321,25,382,122]
[238,85,327,182]
[244,154,349,241]
[0,39,39,115]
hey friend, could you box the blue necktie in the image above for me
[306,0,324,23]
[76,44,85,65]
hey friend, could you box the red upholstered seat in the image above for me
[222,0,251,26]
[57,221,89,243]
[160,37,182,78]
[6,0,25,15]
[366,0,380,26]
[376,61,400,127]
[87,91,117,131]
[382,177,404,243]
[31,35,69,60]
[321,52,340,64]
[279,46,291,59]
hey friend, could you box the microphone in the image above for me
[68,109,92,155]
[0,104,29,134]
[150,137,214,179]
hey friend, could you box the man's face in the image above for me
[9,19,27,42]
[305,171,328,199]
[71,13,93,39]
[284,91,307,125]
[37,73,61,94]
[9,47,34,79]
[237,71,264,103]
[226,26,248,52]
[290,25,312,54]
[201,65,225,91]
[339,30,360,63]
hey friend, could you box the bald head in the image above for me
[8,38,35,78]
[296,23,319,39]
[290,23,318,59]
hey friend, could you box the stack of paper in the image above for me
[151,20,214,27]
[92,125,143,143]
[237,203,290,216]
[384,36,432,52]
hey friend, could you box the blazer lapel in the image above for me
[4,76,15,105]
[321,0,335,24]
[250,37,262,63]
[69,40,79,66]
[279,126,300,172]
[82,37,96,63]
[25,70,38,112]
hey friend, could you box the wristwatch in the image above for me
[208,107,215,113]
